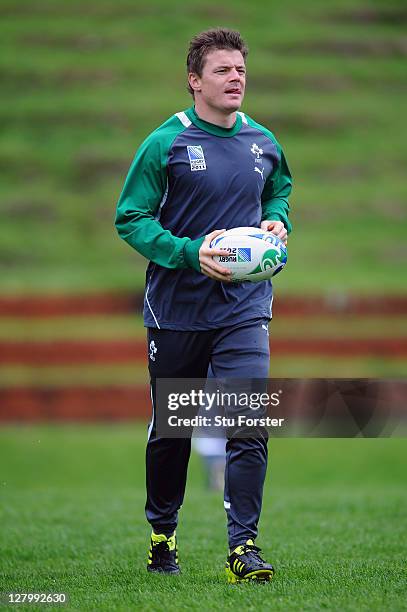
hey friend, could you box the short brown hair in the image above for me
[187,28,248,96]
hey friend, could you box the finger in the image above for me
[271,229,286,241]
[201,255,231,274]
[201,247,230,258]
[203,259,232,275]
[201,264,232,282]
[209,228,226,237]
[205,229,226,244]
[263,221,281,232]
[260,221,287,244]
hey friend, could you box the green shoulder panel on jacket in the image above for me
[245,115,293,234]
[115,114,203,272]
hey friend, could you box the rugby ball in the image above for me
[210,227,287,282]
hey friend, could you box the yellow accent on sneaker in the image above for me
[151,531,176,552]
[231,539,255,557]
[225,565,273,584]
[151,532,168,543]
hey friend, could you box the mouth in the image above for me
[225,88,241,95]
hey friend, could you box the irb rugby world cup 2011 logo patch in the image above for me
[187,145,206,171]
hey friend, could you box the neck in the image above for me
[193,100,237,128]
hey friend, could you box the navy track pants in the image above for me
[145,318,270,548]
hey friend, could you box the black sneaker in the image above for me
[225,539,274,583]
[147,532,180,574]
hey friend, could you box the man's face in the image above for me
[189,48,246,113]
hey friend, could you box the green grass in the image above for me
[0,0,406,293]
[1,425,406,610]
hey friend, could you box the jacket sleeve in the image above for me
[261,147,293,234]
[115,134,203,272]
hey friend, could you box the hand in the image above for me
[261,220,287,245]
[199,229,232,282]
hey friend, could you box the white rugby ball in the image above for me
[210,227,287,282]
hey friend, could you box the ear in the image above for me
[188,72,202,94]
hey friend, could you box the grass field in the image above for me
[1,4,406,606]
[1,425,406,611]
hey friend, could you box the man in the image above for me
[115,28,292,583]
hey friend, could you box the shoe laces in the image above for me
[242,543,265,564]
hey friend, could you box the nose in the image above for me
[229,67,241,81]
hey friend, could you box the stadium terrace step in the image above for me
[1,338,407,365]
[0,293,407,318]
[0,386,150,421]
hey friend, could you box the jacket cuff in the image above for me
[183,237,205,272]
